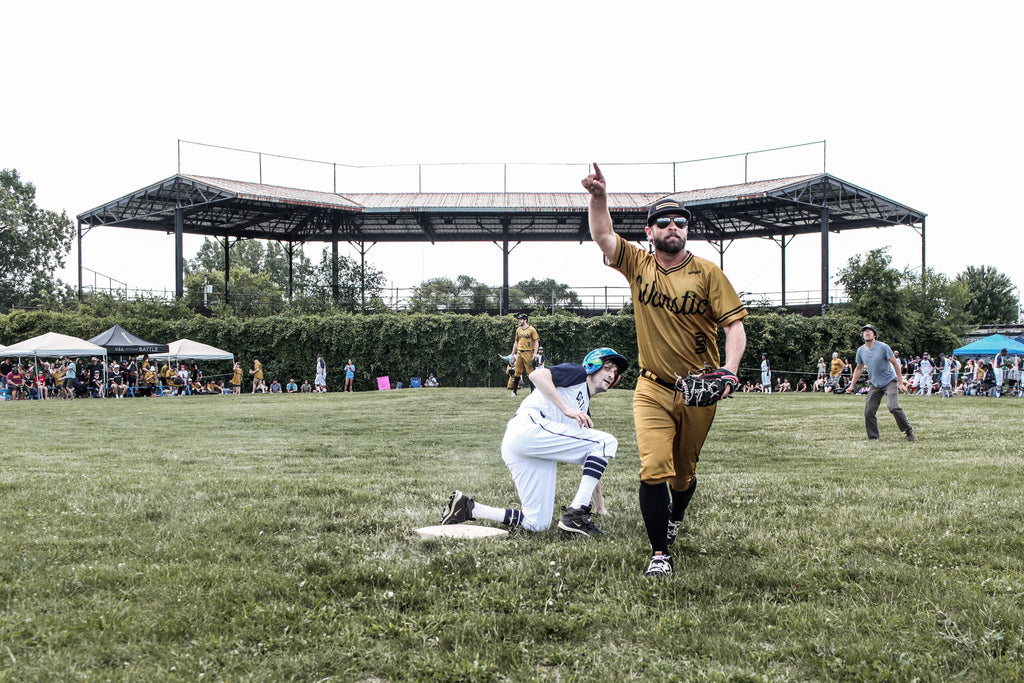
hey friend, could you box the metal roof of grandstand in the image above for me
[77,172,925,245]
[75,171,926,308]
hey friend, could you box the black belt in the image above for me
[639,368,677,391]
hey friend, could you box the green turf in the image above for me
[1,390,1021,681]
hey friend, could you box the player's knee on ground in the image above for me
[519,514,551,533]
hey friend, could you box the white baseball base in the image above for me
[414,525,509,539]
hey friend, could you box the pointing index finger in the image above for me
[592,162,603,179]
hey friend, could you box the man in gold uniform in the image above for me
[508,313,540,397]
[582,163,747,577]
[828,352,844,392]
[250,357,264,394]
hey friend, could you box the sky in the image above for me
[5,1,1022,311]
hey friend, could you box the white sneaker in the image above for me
[644,553,673,577]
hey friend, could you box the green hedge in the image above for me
[0,309,866,390]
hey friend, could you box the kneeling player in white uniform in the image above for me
[441,347,628,537]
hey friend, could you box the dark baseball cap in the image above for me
[647,198,692,225]
[861,324,877,334]
[517,313,529,320]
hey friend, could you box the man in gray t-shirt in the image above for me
[847,324,915,442]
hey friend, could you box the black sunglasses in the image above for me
[654,216,689,228]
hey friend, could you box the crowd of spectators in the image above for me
[0,355,233,400]
[3,351,444,400]
[738,347,1022,398]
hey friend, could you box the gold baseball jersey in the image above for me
[253,360,263,380]
[514,325,539,353]
[609,234,746,380]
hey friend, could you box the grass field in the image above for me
[1,389,1022,681]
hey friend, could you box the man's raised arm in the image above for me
[581,162,617,262]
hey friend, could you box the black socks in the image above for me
[639,482,671,554]
[670,478,697,524]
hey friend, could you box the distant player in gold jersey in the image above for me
[583,163,747,578]
[508,313,540,396]
[250,357,264,394]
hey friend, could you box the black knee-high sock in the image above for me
[639,482,671,554]
[670,478,697,523]
[512,375,521,392]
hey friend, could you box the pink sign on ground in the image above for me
[377,376,391,391]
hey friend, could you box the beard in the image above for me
[651,233,686,255]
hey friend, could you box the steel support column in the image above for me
[770,236,790,309]
[174,208,184,298]
[77,221,84,300]
[921,217,926,277]
[708,239,733,271]
[331,224,339,302]
[351,240,376,312]
[781,236,787,307]
[501,226,510,316]
[287,241,295,302]
[223,237,231,306]
[820,207,829,314]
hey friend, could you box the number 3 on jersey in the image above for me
[694,332,708,355]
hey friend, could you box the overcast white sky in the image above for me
[5,1,1022,308]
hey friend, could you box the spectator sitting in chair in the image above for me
[51,362,66,397]
[286,379,298,393]
[300,379,312,393]
[165,365,186,395]
[269,379,282,394]
[22,368,38,400]
[980,362,997,396]
[89,371,106,398]
[189,363,202,388]
[35,365,51,400]
[6,365,27,400]
[425,372,439,387]
[108,363,129,398]
[176,364,191,392]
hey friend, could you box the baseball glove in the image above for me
[674,368,738,407]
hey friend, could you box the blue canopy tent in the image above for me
[952,333,1024,357]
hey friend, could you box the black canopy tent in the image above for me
[87,324,169,355]
[76,172,927,313]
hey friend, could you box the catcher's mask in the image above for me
[582,347,629,387]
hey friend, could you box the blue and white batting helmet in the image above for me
[582,347,629,386]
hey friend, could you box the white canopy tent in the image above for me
[149,339,234,363]
[2,332,108,360]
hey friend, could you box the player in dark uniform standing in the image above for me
[583,163,748,577]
